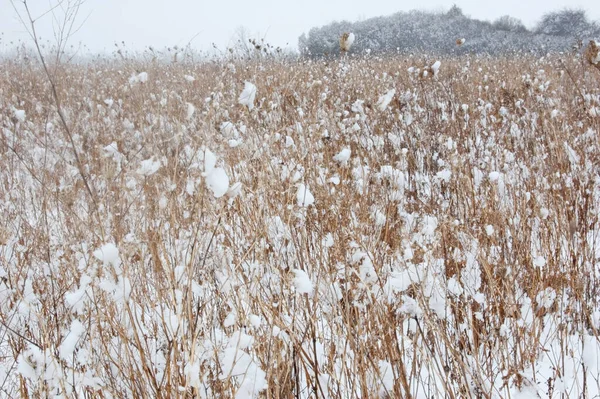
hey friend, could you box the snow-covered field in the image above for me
[1,54,600,398]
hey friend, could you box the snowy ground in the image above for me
[1,53,600,398]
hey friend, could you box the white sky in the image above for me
[1,0,599,54]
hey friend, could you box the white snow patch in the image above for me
[431,60,441,76]
[292,269,313,295]
[377,89,396,111]
[137,158,161,176]
[238,81,257,110]
[13,109,26,122]
[333,148,351,165]
[186,103,195,120]
[296,184,315,207]
[93,243,120,267]
[59,319,86,360]
[206,168,230,198]
[533,256,546,268]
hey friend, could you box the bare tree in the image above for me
[10,0,97,208]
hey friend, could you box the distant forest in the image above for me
[298,6,600,56]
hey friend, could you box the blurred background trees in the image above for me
[298,7,600,57]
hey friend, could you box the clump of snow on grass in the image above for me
[533,256,546,268]
[200,148,230,198]
[296,184,314,207]
[137,158,161,176]
[377,89,396,111]
[343,33,355,50]
[322,233,334,247]
[219,343,267,398]
[13,109,26,122]
[186,103,196,120]
[238,81,257,110]
[536,287,557,309]
[431,60,441,77]
[129,71,148,85]
[64,275,92,314]
[228,139,241,148]
[398,296,422,317]
[373,210,387,226]
[93,243,120,267]
[203,149,217,175]
[436,169,451,182]
[591,41,600,64]
[206,168,230,198]
[564,142,580,166]
[333,148,351,165]
[285,136,295,148]
[447,277,464,296]
[489,171,501,182]
[226,182,243,199]
[292,269,313,295]
[59,319,86,360]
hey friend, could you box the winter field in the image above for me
[1,52,600,398]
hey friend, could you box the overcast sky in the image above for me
[1,0,599,54]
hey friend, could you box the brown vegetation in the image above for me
[1,52,600,398]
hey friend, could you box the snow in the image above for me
[435,169,451,182]
[333,148,351,165]
[221,121,239,138]
[219,346,267,398]
[351,99,364,114]
[447,277,464,296]
[137,158,161,176]
[226,182,243,199]
[203,149,217,176]
[292,269,313,295]
[532,256,546,268]
[186,102,195,120]
[591,41,600,64]
[344,33,355,50]
[248,314,262,328]
[377,89,396,111]
[129,71,148,85]
[285,136,295,148]
[488,171,501,182]
[398,296,422,317]
[238,81,257,110]
[536,287,556,309]
[59,319,86,360]
[322,233,334,247]
[228,139,242,147]
[431,60,441,76]
[93,243,120,267]
[296,184,314,207]
[13,109,26,122]
[206,167,230,198]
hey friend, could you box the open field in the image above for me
[1,53,600,398]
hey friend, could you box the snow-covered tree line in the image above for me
[298,6,600,56]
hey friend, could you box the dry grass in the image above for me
[1,52,600,398]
